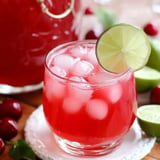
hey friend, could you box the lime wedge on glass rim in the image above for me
[137,105,160,137]
[96,23,151,73]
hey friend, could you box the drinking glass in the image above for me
[43,40,137,156]
[0,0,81,94]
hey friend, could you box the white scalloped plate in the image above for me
[24,105,156,160]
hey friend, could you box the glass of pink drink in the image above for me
[43,40,137,156]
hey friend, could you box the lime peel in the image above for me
[147,38,160,71]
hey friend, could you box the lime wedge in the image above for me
[137,105,160,137]
[134,66,160,93]
[96,23,151,73]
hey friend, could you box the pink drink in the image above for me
[43,41,137,156]
[0,0,80,94]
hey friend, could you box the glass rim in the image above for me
[45,40,133,86]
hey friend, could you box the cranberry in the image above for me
[85,30,98,39]
[0,98,22,121]
[0,117,18,141]
[0,138,5,155]
[84,8,93,15]
[143,23,158,36]
[150,85,160,104]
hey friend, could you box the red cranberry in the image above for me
[0,138,5,155]
[143,23,158,36]
[85,30,98,39]
[0,98,22,121]
[84,8,93,15]
[150,85,160,104]
[0,117,18,141]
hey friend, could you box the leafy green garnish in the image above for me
[9,139,36,160]
[156,138,160,143]
[94,8,118,29]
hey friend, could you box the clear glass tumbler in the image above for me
[43,40,137,157]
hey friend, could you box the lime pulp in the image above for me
[137,105,160,137]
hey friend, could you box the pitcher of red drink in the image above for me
[0,0,81,94]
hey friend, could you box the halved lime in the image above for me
[134,66,160,93]
[96,23,151,73]
[137,105,160,137]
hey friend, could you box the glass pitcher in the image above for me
[0,0,81,94]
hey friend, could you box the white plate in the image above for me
[24,105,156,160]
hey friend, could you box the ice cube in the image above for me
[106,83,122,103]
[71,60,94,77]
[84,47,97,65]
[68,76,93,103]
[69,76,87,83]
[50,66,67,77]
[62,97,82,114]
[53,54,74,72]
[45,73,66,99]
[70,45,87,58]
[86,99,108,120]
[88,72,114,84]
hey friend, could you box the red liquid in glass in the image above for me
[43,43,137,145]
[0,0,79,86]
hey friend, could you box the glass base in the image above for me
[54,134,121,157]
[0,82,43,94]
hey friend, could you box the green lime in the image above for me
[96,23,151,73]
[147,38,160,71]
[137,105,160,137]
[134,66,160,93]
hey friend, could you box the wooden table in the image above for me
[0,89,160,160]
